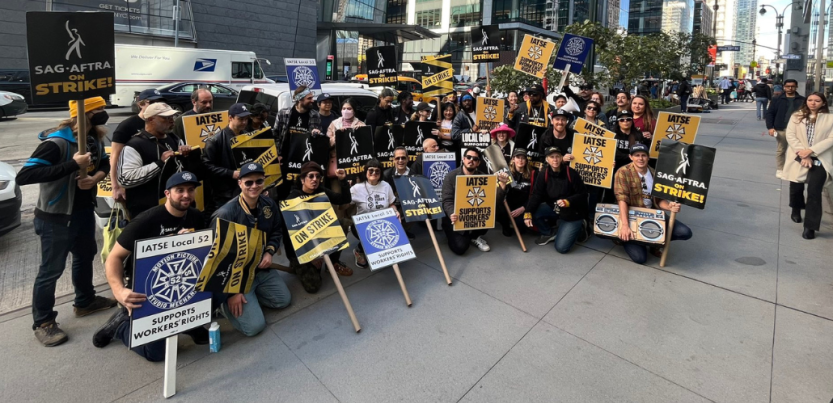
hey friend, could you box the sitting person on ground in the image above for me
[410,138,446,176]
[613,144,692,264]
[212,163,291,336]
[524,147,588,253]
[350,159,399,268]
[496,148,536,237]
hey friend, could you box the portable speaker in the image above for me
[593,204,667,245]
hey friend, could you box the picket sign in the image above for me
[557,65,570,91]
[76,102,88,178]
[324,254,361,332]
[163,336,177,398]
[392,264,413,306]
[426,221,452,285]
[504,200,527,252]
[659,212,677,267]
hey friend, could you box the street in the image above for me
[1,102,832,402]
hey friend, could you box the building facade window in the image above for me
[386,0,408,24]
[416,8,443,28]
[492,0,548,28]
[52,0,196,40]
[450,0,482,27]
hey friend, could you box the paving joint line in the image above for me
[271,326,343,403]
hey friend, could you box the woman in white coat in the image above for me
[784,92,833,239]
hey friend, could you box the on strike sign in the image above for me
[26,12,115,104]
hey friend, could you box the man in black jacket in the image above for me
[119,103,192,218]
[753,77,773,121]
[365,88,397,134]
[509,84,552,132]
[563,83,593,112]
[677,78,692,113]
[394,91,414,124]
[202,102,252,211]
[765,79,804,178]
[172,88,213,140]
[212,163,290,337]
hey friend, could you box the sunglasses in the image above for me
[305,173,321,180]
[394,156,408,161]
[618,118,633,122]
[586,107,598,111]
[243,178,265,187]
[464,155,480,162]
[367,168,381,175]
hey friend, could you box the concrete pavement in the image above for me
[1,102,831,402]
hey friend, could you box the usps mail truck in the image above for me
[111,44,273,106]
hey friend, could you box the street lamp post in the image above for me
[760,1,803,83]
[752,38,757,78]
[713,0,719,85]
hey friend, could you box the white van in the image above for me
[111,44,273,106]
[237,83,380,122]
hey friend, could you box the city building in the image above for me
[692,0,714,35]
[627,0,694,35]
[714,0,737,76]
[734,0,757,68]
[661,0,694,34]
[2,0,317,75]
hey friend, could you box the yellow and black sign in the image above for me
[475,97,506,131]
[421,54,455,98]
[366,46,398,87]
[197,218,265,294]
[97,146,113,198]
[514,35,556,79]
[649,112,702,158]
[279,192,348,264]
[573,117,615,139]
[182,111,229,147]
[570,134,616,188]
[231,127,283,189]
[453,175,497,231]
[472,25,501,61]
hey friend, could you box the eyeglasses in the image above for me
[243,178,265,187]
[305,173,321,180]
[367,168,381,175]
[464,155,480,162]
[618,118,633,122]
[394,156,408,161]
[586,107,598,111]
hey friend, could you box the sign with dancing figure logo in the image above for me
[286,131,330,181]
[649,112,702,158]
[336,126,375,178]
[394,175,446,222]
[553,33,594,73]
[651,141,716,209]
[353,208,416,271]
[515,123,545,169]
[129,231,213,348]
[374,125,405,168]
[404,121,437,161]
[284,58,322,92]
[366,46,398,86]
[453,175,497,231]
[422,153,456,197]
[471,25,501,61]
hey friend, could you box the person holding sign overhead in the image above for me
[524,147,588,252]
[350,159,399,268]
[211,163,291,336]
[17,96,116,347]
[613,144,692,264]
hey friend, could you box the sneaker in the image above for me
[183,326,209,345]
[649,246,663,258]
[353,249,368,268]
[92,307,128,348]
[34,321,68,347]
[471,236,490,252]
[74,296,118,317]
[776,170,783,179]
[536,234,556,246]
[332,261,353,276]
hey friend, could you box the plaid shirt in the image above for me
[273,107,321,158]
[614,162,659,208]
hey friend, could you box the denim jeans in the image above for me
[32,208,98,328]
[622,219,693,264]
[756,98,768,119]
[117,316,166,362]
[441,217,488,255]
[680,95,689,113]
[220,269,291,337]
[532,203,584,254]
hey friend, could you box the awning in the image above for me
[318,22,441,43]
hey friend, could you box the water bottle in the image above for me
[209,322,221,353]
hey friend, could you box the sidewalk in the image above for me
[1,102,831,403]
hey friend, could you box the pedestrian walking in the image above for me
[753,77,773,120]
[765,79,805,179]
[719,76,732,104]
[677,78,692,113]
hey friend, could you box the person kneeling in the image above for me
[524,147,588,253]
[212,163,291,337]
[613,144,692,264]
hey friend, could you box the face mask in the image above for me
[90,111,109,126]
[342,109,354,119]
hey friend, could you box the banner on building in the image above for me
[26,12,116,103]
[421,54,455,98]
[422,152,456,197]
[231,127,282,188]
[471,25,502,61]
[573,117,615,138]
[129,230,213,348]
[394,175,446,222]
[453,175,497,231]
[514,35,556,79]
[197,219,265,294]
[374,125,405,169]
[182,111,229,147]
[649,112,702,158]
[651,142,716,209]
[285,131,330,182]
[552,33,594,73]
[366,46,398,87]
[284,58,322,92]
[353,208,416,271]
[475,97,506,131]
[570,134,616,188]
[335,126,375,178]
[279,193,348,263]
[403,121,437,161]
[515,123,544,169]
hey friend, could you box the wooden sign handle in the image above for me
[76,100,88,179]
[557,66,571,91]
[659,211,676,267]
[391,264,412,307]
[504,200,527,252]
[323,255,361,332]
[426,219,452,285]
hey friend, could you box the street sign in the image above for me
[783,54,801,60]
[772,59,787,64]
[717,45,740,52]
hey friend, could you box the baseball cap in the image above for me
[138,88,163,102]
[630,143,649,155]
[512,148,528,158]
[239,162,265,178]
[545,146,564,156]
[461,94,474,101]
[415,102,432,112]
[229,103,252,117]
[617,110,634,119]
[472,87,481,94]
[526,84,545,95]
[552,109,570,118]
[142,103,178,120]
[317,93,333,103]
[166,171,201,190]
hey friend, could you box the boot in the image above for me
[791,208,803,223]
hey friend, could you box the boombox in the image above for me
[593,203,667,244]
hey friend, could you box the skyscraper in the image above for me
[693,0,714,35]
[714,0,736,75]
[628,0,693,35]
[662,0,694,33]
[734,0,757,67]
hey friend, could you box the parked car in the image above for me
[0,90,27,118]
[0,69,65,109]
[130,82,239,113]
[0,161,22,237]
[237,83,379,122]
[266,75,288,83]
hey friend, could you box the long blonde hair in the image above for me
[510,155,532,179]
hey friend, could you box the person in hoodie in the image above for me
[753,77,773,121]
[202,102,253,213]
[16,96,118,347]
